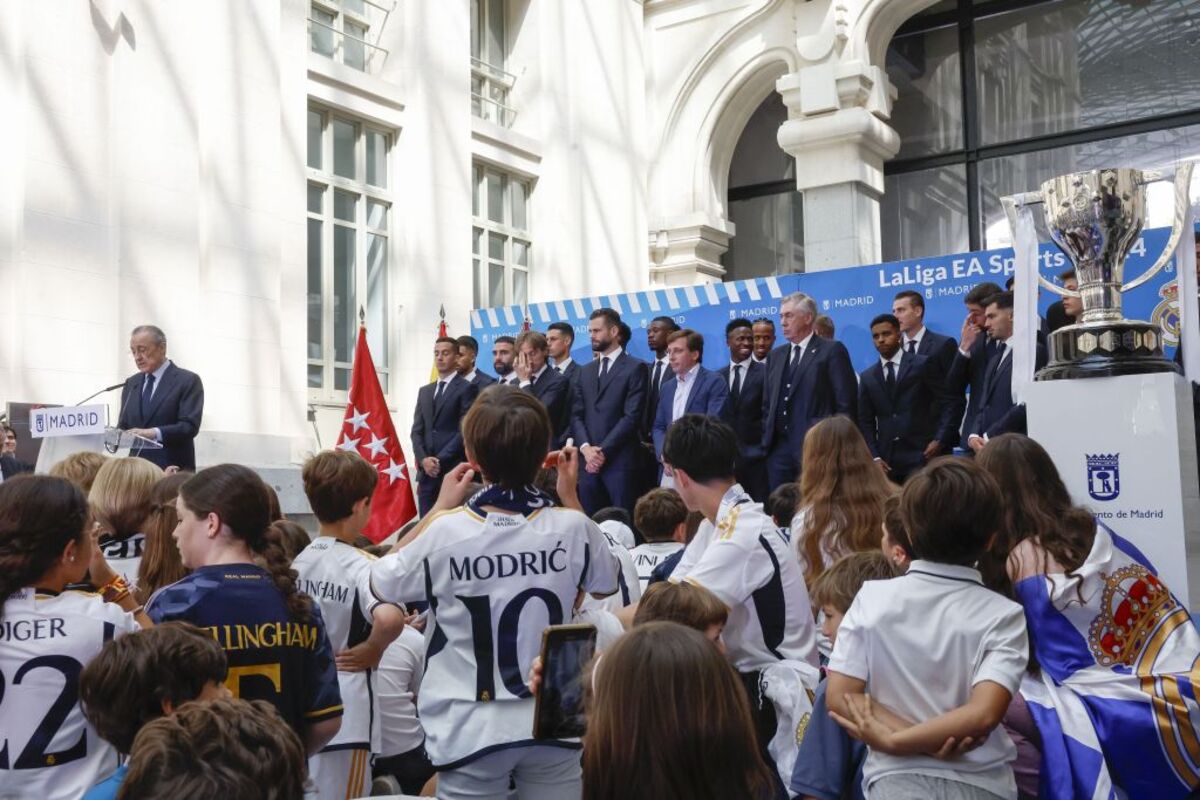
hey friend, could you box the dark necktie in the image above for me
[987,344,1008,389]
[140,373,156,416]
[651,360,663,393]
[906,339,917,354]
[433,380,446,404]
[885,361,896,394]
[599,356,610,380]
[730,364,743,405]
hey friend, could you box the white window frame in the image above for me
[472,163,532,309]
[307,106,394,401]
[309,0,388,73]
[470,0,517,127]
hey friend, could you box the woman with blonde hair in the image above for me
[134,471,191,605]
[49,451,108,494]
[791,415,895,584]
[89,457,162,589]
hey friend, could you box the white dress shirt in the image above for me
[727,357,752,390]
[552,356,574,374]
[671,364,700,422]
[519,364,549,388]
[902,326,926,353]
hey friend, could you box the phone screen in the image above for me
[532,624,597,740]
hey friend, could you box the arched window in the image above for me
[721,94,804,280]
[882,0,1200,262]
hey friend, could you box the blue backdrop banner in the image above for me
[470,227,1184,375]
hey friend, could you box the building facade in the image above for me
[2,0,1197,474]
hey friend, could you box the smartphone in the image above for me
[532,623,597,740]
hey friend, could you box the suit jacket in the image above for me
[117,363,204,470]
[760,336,857,451]
[471,371,496,388]
[641,356,671,441]
[857,352,947,473]
[938,336,999,449]
[971,341,1047,439]
[717,360,766,461]
[554,360,581,385]
[651,366,730,460]
[411,375,479,479]
[524,367,571,448]
[570,351,648,470]
[0,454,33,481]
[911,329,961,448]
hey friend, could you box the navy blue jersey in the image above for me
[146,564,342,736]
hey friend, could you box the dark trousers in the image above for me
[578,464,638,516]
[373,743,436,795]
[736,457,770,503]
[417,472,443,517]
[765,439,801,493]
[738,669,787,800]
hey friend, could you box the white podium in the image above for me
[1027,372,1200,608]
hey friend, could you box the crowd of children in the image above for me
[2,384,1199,799]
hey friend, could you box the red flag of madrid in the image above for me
[337,326,417,542]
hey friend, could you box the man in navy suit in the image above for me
[570,308,648,514]
[118,325,204,471]
[892,289,960,457]
[546,322,580,383]
[651,330,729,480]
[455,335,496,387]
[492,336,518,386]
[411,336,481,515]
[760,292,857,491]
[937,281,1003,450]
[717,319,768,501]
[513,330,570,448]
[857,314,948,484]
[967,291,1047,452]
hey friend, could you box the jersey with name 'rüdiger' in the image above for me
[370,505,620,768]
[291,537,388,751]
[146,563,343,738]
[0,588,139,800]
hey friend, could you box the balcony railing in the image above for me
[471,56,518,128]
[308,3,391,74]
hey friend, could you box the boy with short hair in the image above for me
[294,450,407,800]
[630,488,687,588]
[827,458,1029,800]
[79,622,231,800]
[632,580,727,647]
[119,697,308,799]
[793,552,898,800]
[880,494,913,572]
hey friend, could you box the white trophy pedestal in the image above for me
[1027,372,1200,608]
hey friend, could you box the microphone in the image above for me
[74,382,124,407]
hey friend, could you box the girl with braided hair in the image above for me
[0,475,144,800]
[145,463,344,755]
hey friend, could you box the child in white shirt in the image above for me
[827,458,1029,800]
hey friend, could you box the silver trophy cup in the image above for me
[1031,165,1193,380]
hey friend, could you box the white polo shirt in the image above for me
[827,560,1028,798]
[671,484,818,672]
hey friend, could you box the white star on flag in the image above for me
[382,459,408,484]
[364,433,389,458]
[337,437,361,453]
[345,407,370,433]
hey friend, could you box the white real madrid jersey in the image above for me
[370,506,620,768]
[580,532,642,615]
[0,588,139,800]
[628,541,684,588]
[672,484,819,673]
[96,533,145,589]
[291,537,386,751]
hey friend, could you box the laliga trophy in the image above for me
[1028,165,1193,380]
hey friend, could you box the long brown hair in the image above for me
[179,465,312,624]
[583,622,774,800]
[976,434,1095,599]
[135,472,192,604]
[0,476,90,621]
[798,416,896,583]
